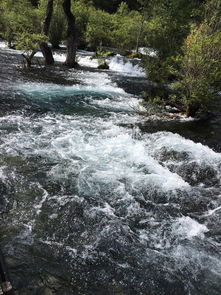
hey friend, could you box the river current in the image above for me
[0,44,221,295]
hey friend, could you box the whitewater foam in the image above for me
[174,216,209,239]
[204,204,221,216]
[144,132,221,184]
[1,43,221,294]
[108,54,145,77]
[35,50,145,76]
[17,70,126,96]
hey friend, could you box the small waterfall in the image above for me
[36,49,145,76]
[108,54,145,76]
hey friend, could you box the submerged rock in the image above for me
[97,62,109,70]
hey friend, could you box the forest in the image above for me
[0,1,221,295]
[0,0,221,116]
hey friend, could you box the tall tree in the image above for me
[62,0,77,67]
[40,0,54,65]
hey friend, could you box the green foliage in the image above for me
[16,32,47,67]
[112,8,145,50]
[139,98,164,116]
[172,8,221,116]
[0,0,41,47]
[49,1,66,48]
[1,0,219,118]
[72,0,93,47]
[143,54,181,84]
[104,51,115,57]
[72,0,148,50]
[92,45,107,65]
[127,52,143,59]
[85,6,115,48]
[115,1,129,16]
[16,32,47,51]
[141,0,205,88]
[0,0,151,52]
[143,0,203,58]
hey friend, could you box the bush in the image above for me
[172,0,221,116]
[141,0,204,88]
[0,0,41,47]
[112,4,146,51]
[86,7,114,48]
[49,1,66,48]
[72,0,93,48]
[76,1,147,51]
[143,0,203,59]
[16,32,48,67]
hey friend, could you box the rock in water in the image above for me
[97,62,109,70]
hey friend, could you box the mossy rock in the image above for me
[92,51,115,59]
[120,49,132,56]
[91,53,97,59]
[127,52,143,59]
[104,51,115,57]
[97,62,109,70]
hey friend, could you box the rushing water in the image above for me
[0,44,221,295]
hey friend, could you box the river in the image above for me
[0,44,221,295]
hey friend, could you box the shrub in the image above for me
[172,0,221,116]
[112,5,146,51]
[86,7,114,48]
[0,0,41,47]
[73,0,93,48]
[49,1,66,48]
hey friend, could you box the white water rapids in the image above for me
[0,43,221,295]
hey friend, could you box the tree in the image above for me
[62,0,77,67]
[141,0,205,106]
[0,0,41,48]
[40,0,54,65]
[0,0,54,66]
[49,0,66,48]
[142,0,204,60]
[172,0,221,116]
[86,7,114,48]
[108,3,148,52]
[73,0,93,49]
[17,33,48,67]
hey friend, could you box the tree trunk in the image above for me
[62,0,77,67]
[22,50,36,68]
[40,0,54,65]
